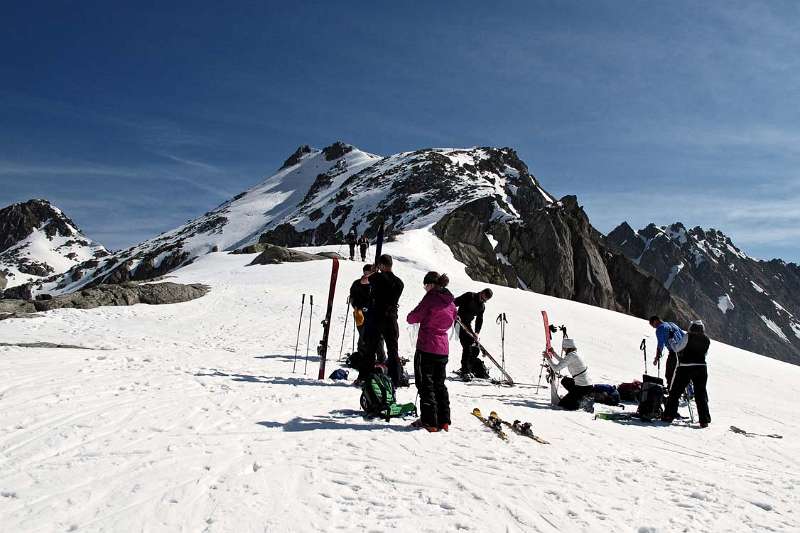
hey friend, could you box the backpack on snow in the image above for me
[617,381,642,402]
[637,380,664,421]
[592,384,621,406]
[360,370,417,421]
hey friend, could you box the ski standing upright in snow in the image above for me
[317,258,340,380]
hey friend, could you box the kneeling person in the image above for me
[545,338,593,410]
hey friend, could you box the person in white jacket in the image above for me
[544,338,594,410]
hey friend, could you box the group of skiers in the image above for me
[345,230,370,262]
[541,315,711,426]
[347,250,498,432]
[344,237,711,430]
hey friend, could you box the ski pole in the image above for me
[640,338,647,375]
[338,296,351,361]
[304,295,314,375]
[293,294,306,373]
[496,313,507,371]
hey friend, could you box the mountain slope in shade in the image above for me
[607,221,800,364]
[0,199,108,291]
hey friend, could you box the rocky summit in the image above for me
[0,199,108,294]
[608,222,800,364]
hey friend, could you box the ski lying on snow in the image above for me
[471,408,508,441]
[492,412,550,444]
[455,317,514,385]
[730,426,783,439]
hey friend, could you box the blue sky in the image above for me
[2,1,799,261]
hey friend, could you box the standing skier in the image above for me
[649,316,685,391]
[358,234,369,262]
[349,264,385,364]
[544,338,593,410]
[662,320,711,427]
[346,230,357,261]
[357,254,406,387]
[407,271,457,432]
[454,288,493,377]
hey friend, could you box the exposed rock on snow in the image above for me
[32,282,209,312]
[248,245,327,265]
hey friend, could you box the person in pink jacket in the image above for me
[407,271,457,432]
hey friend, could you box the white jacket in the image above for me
[547,349,592,387]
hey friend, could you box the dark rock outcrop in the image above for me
[434,196,692,326]
[32,282,209,312]
[248,245,327,265]
[0,272,6,291]
[280,145,313,170]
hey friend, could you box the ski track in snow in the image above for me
[1,229,799,532]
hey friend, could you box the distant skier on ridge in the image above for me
[346,230,357,261]
[358,234,369,262]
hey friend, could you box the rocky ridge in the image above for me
[607,222,800,364]
[0,199,108,292]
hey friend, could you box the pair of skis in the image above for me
[471,408,549,444]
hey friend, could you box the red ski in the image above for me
[541,310,552,351]
[317,258,340,379]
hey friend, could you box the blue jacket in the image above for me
[655,322,685,357]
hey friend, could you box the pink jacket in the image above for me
[406,288,457,356]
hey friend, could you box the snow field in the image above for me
[1,229,799,532]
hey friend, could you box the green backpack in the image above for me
[360,372,417,421]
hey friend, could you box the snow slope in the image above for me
[1,228,798,532]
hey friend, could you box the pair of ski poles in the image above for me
[293,294,314,374]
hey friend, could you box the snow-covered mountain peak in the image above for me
[30,143,551,296]
[0,199,108,290]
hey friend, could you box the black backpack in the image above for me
[637,381,664,421]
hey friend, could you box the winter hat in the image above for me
[562,338,576,350]
[689,320,705,333]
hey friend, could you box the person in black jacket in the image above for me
[358,234,369,262]
[346,230,357,261]
[349,264,385,363]
[662,320,711,427]
[357,254,405,387]
[454,288,493,376]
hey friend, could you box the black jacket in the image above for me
[454,292,485,333]
[368,271,404,319]
[680,333,710,365]
[350,279,370,310]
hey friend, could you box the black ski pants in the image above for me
[360,315,401,386]
[665,350,678,391]
[664,365,710,424]
[356,323,385,363]
[348,243,356,260]
[414,351,450,427]
[458,328,475,372]
[359,244,367,261]
[558,377,594,410]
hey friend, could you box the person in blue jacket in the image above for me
[649,315,685,392]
